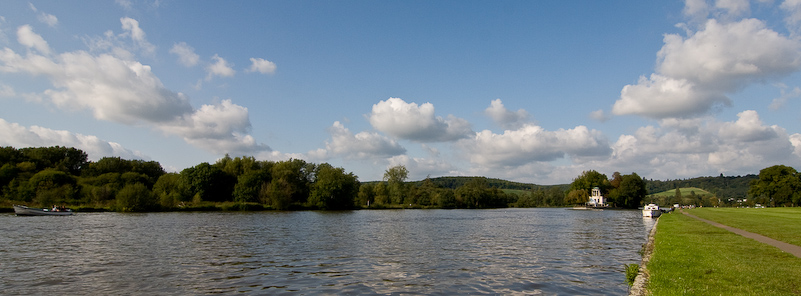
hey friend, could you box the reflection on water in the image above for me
[0,208,654,295]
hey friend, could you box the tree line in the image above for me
[3,146,794,212]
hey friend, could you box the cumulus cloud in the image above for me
[0,118,145,160]
[0,23,268,156]
[322,121,406,159]
[247,57,277,74]
[484,99,530,129]
[459,124,612,167]
[602,110,799,180]
[17,25,51,55]
[170,42,200,67]
[206,54,235,80]
[717,110,778,142]
[614,17,801,119]
[369,98,473,142]
[613,74,728,118]
[119,17,155,55]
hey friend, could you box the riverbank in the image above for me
[642,208,801,295]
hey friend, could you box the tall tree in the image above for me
[617,173,647,208]
[749,165,801,206]
[308,163,359,210]
[384,165,409,204]
[570,170,611,193]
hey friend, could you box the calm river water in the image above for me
[1,208,654,295]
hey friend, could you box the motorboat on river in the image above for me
[13,205,73,216]
[642,204,661,218]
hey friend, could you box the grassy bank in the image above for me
[647,212,801,295]
[688,207,801,247]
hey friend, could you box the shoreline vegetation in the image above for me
[641,208,801,295]
[1,146,797,212]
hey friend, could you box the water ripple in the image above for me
[0,208,654,295]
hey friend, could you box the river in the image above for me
[1,208,654,295]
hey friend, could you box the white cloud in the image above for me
[115,0,133,10]
[614,18,801,119]
[770,84,801,110]
[601,111,800,180]
[717,110,777,142]
[0,118,145,160]
[790,133,801,158]
[484,99,530,129]
[323,121,406,159]
[29,3,58,27]
[206,54,235,80]
[589,109,610,122]
[684,0,710,20]
[369,98,473,142]
[781,0,801,33]
[658,19,801,91]
[17,25,51,55]
[170,42,200,67]
[714,0,750,18]
[460,124,612,167]
[161,99,268,155]
[613,74,728,118]
[0,28,267,156]
[119,17,155,55]
[247,57,277,74]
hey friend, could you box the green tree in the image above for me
[565,189,588,205]
[673,188,683,205]
[153,173,190,207]
[308,163,359,210]
[570,170,611,194]
[181,162,236,202]
[384,165,409,204]
[233,170,269,203]
[268,159,313,206]
[617,173,647,208]
[357,183,375,206]
[116,182,156,212]
[749,165,801,206]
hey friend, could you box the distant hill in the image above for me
[645,174,756,199]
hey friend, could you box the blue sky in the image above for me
[1,0,800,184]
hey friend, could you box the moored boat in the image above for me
[642,203,661,218]
[13,205,73,216]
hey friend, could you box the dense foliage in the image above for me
[748,165,801,207]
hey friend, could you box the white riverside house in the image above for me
[587,187,607,207]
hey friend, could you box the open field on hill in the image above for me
[647,212,801,295]
[650,187,713,197]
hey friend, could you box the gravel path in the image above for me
[682,211,801,258]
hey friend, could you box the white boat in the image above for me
[13,205,73,216]
[642,204,661,218]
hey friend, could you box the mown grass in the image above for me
[647,212,801,295]
[689,207,801,247]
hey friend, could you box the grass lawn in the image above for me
[688,207,801,247]
[647,212,801,295]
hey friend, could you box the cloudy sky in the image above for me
[1,0,800,184]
